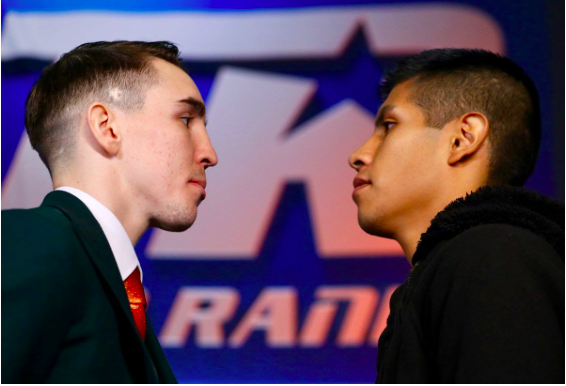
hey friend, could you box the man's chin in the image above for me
[359,219,379,236]
[152,211,197,232]
[161,222,194,232]
[358,212,393,239]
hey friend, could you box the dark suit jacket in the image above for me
[1,191,177,383]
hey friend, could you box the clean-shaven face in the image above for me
[349,80,444,238]
[119,58,218,232]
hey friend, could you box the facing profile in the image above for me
[3,41,217,383]
[349,48,564,383]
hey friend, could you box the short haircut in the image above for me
[381,48,541,187]
[25,40,183,171]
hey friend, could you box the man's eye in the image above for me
[180,117,193,127]
[384,122,395,132]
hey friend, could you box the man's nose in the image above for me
[348,137,376,172]
[195,130,218,169]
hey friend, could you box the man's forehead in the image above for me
[152,58,197,89]
[150,59,204,105]
[377,104,397,116]
[375,82,426,127]
[386,79,415,102]
[378,80,420,113]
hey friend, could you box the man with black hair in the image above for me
[349,48,564,383]
[2,41,217,383]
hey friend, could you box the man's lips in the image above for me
[352,177,371,197]
[353,177,370,189]
[189,179,207,198]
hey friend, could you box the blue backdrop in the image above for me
[2,0,563,383]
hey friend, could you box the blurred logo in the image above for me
[159,285,398,348]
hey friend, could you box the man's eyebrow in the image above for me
[176,97,206,119]
[375,104,396,127]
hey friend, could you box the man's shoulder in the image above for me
[416,228,564,384]
[425,223,563,290]
[3,205,76,240]
[439,223,560,263]
[3,204,64,221]
[2,205,87,272]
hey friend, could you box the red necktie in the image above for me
[124,267,146,340]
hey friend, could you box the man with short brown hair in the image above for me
[2,41,218,383]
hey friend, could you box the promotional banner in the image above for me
[2,0,562,382]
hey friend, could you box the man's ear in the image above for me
[447,112,489,166]
[87,103,121,157]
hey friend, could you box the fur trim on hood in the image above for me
[413,185,565,265]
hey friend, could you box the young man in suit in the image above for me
[2,41,217,383]
[349,49,564,383]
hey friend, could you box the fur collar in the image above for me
[412,185,565,265]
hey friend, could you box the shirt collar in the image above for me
[56,186,142,282]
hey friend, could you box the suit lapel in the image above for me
[41,191,160,383]
[146,318,178,383]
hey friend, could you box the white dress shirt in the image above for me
[56,186,142,282]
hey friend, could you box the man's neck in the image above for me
[53,178,149,245]
[395,187,482,264]
[394,208,440,264]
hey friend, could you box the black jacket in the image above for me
[376,186,565,383]
[2,191,178,383]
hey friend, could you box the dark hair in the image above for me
[381,48,541,187]
[25,40,183,171]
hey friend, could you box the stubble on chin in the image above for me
[152,202,198,232]
[357,204,395,239]
[357,204,376,235]
[358,212,379,236]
